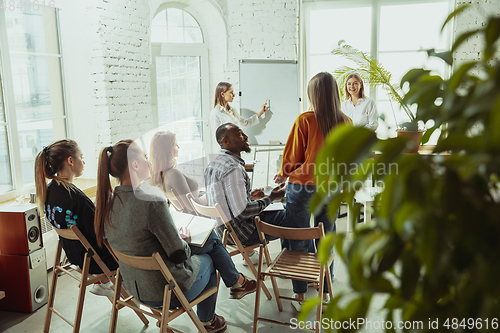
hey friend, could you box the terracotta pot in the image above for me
[396,130,424,153]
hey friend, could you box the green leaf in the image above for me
[318,233,335,265]
[384,295,405,310]
[360,232,390,263]
[377,236,404,274]
[385,310,396,333]
[401,68,430,86]
[451,30,480,54]
[401,251,421,300]
[420,126,438,145]
[484,17,500,59]
[366,276,395,293]
[309,191,333,218]
[488,95,500,149]
[448,61,477,92]
[427,49,453,66]
[336,295,372,325]
[373,138,407,170]
[297,297,321,322]
[435,134,484,152]
[377,173,396,220]
[349,202,362,234]
[327,194,344,221]
[333,233,346,263]
[441,4,469,32]
[394,202,420,239]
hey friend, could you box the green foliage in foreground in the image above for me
[303,7,500,332]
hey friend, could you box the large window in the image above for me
[0,7,67,198]
[151,6,208,164]
[303,0,452,138]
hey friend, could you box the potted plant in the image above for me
[300,6,500,331]
[332,41,424,152]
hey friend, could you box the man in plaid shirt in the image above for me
[205,123,287,245]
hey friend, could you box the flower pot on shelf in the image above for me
[396,130,424,153]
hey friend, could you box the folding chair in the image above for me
[105,242,218,333]
[186,193,272,300]
[163,188,197,215]
[253,217,334,333]
[43,225,148,333]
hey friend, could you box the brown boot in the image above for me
[204,314,227,333]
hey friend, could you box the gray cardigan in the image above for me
[105,185,200,303]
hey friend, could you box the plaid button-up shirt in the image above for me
[205,149,271,244]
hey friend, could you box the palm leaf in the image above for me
[332,40,415,122]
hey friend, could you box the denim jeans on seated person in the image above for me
[141,253,217,323]
[189,231,240,288]
[282,183,336,294]
[242,209,288,246]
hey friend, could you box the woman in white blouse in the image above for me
[341,73,379,131]
[210,82,266,139]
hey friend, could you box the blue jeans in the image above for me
[190,231,240,288]
[142,254,217,322]
[243,209,288,246]
[284,183,336,294]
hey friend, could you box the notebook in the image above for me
[171,211,216,247]
[263,202,285,212]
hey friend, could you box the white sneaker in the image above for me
[322,295,330,312]
[291,293,304,312]
[90,281,114,298]
[242,250,260,266]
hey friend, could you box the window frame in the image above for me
[0,8,68,201]
[301,0,454,110]
[150,5,210,155]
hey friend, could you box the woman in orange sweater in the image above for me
[274,72,351,310]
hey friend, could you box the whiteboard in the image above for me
[239,60,300,145]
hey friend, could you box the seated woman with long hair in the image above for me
[94,140,256,333]
[34,139,117,297]
[149,131,207,212]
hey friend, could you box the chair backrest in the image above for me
[105,243,176,289]
[54,225,115,278]
[172,188,197,214]
[163,190,184,212]
[255,217,324,241]
[82,185,97,201]
[107,246,161,271]
[186,193,230,223]
[53,226,80,241]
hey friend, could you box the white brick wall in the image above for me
[62,0,498,177]
[454,0,500,64]
[148,0,298,153]
[222,0,299,107]
[91,0,154,152]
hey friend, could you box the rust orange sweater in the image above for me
[280,111,350,185]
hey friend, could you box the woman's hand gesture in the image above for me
[257,103,267,118]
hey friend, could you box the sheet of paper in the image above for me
[263,202,285,212]
[171,211,216,247]
[171,210,193,229]
[187,216,217,247]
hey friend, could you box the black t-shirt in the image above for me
[45,181,117,274]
